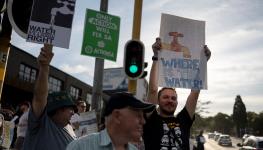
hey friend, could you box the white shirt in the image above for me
[70,113,81,137]
[17,111,29,137]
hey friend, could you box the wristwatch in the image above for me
[152,56,158,61]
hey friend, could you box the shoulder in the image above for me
[128,143,139,150]
[146,108,159,120]
[67,133,99,150]
[70,113,80,123]
[19,111,29,121]
[27,108,49,127]
[28,107,47,120]
[177,107,193,119]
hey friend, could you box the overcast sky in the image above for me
[10,0,263,116]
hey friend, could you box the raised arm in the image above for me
[32,44,53,118]
[147,38,161,104]
[185,45,211,119]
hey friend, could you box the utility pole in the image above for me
[128,0,143,94]
[0,11,12,102]
[91,0,108,114]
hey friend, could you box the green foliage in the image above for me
[191,113,234,136]
[213,113,234,134]
[233,95,247,137]
[190,97,262,137]
[191,113,206,135]
[190,98,262,138]
[252,111,263,135]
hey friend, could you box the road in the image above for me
[204,134,242,150]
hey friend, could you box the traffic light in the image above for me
[7,0,33,38]
[140,62,148,78]
[124,40,145,79]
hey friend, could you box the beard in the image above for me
[159,107,175,116]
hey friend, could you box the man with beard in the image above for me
[143,38,211,150]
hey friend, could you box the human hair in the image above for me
[158,87,176,100]
[19,101,30,107]
[76,100,86,106]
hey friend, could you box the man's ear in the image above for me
[111,109,121,124]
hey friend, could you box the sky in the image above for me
[10,0,263,117]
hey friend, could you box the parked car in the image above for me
[218,134,232,146]
[214,133,221,141]
[237,136,263,150]
[208,132,215,139]
[242,134,252,144]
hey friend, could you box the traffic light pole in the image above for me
[0,11,12,102]
[128,0,143,94]
[91,0,107,117]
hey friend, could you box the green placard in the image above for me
[81,9,120,61]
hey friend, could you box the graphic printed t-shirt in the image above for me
[143,107,194,150]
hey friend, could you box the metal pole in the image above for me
[128,0,143,94]
[91,0,108,112]
[132,0,142,40]
[0,11,12,102]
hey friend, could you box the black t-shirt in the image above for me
[143,107,194,150]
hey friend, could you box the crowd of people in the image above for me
[0,38,211,150]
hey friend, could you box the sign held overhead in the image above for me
[81,9,120,61]
[26,0,76,48]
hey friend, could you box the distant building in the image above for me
[1,45,108,110]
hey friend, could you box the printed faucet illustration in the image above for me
[50,0,75,27]
[162,32,191,58]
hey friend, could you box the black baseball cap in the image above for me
[104,92,155,116]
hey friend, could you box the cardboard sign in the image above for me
[158,14,207,89]
[26,0,76,48]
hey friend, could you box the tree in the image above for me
[246,111,257,134]
[213,113,233,134]
[233,95,247,137]
[191,113,206,136]
[190,100,211,136]
[254,112,263,135]
[195,100,212,116]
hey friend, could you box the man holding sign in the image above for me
[143,38,211,150]
[22,46,76,150]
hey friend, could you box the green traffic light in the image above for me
[129,65,138,73]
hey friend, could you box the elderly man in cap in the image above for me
[66,92,155,150]
[22,46,76,150]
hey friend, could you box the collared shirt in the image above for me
[70,113,81,137]
[22,108,76,150]
[66,129,138,150]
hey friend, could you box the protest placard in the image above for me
[78,110,98,137]
[81,9,120,61]
[0,121,14,149]
[26,0,76,48]
[158,14,207,89]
